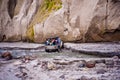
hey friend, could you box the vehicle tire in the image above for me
[57,49,60,52]
[60,41,64,48]
[45,49,49,52]
[61,41,64,48]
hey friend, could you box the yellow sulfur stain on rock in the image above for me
[27,0,62,41]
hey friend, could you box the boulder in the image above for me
[86,61,96,68]
[47,61,56,70]
[1,52,12,60]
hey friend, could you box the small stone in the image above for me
[15,72,27,78]
[59,74,65,79]
[116,60,120,65]
[112,56,119,66]
[105,60,114,68]
[22,72,27,76]
[112,56,119,60]
[97,69,107,74]
[54,60,72,65]
[15,72,26,78]
[29,77,33,79]
[18,65,28,72]
[41,61,47,69]
[1,52,12,60]
[89,77,97,80]
[86,61,96,68]
[95,59,105,63]
[24,56,32,60]
[15,73,22,78]
[47,61,56,70]
[80,76,88,80]
[95,63,106,70]
[18,65,26,69]
[13,60,22,66]
[30,60,40,67]
[78,60,86,68]
[105,60,114,65]
[22,55,36,63]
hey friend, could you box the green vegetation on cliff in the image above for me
[31,0,62,24]
[26,26,34,42]
[27,0,62,41]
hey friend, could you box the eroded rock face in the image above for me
[0,0,42,41]
[85,0,120,42]
[0,0,120,42]
[34,0,120,42]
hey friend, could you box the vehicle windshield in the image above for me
[45,37,61,46]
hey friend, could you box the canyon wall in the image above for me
[0,0,120,43]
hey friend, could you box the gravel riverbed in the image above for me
[0,51,120,80]
[0,42,120,80]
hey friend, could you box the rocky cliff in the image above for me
[0,0,120,43]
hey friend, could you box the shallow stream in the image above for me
[0,48,106,59]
